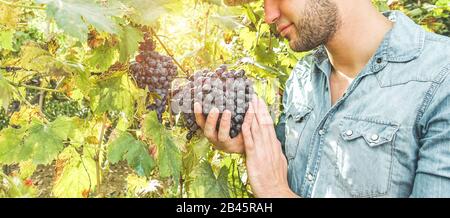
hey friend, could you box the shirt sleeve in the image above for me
[411,70,450,197]
[275,113,286,153]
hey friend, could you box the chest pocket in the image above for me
[336,116,400,197]
[284,103,313,161]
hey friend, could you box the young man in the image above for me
[194,0,450,197]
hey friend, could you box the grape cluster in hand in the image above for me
[173,65,254,140]
[129,33,177,122]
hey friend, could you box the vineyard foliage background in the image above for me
[0,0,449,198]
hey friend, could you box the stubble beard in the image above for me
[289,0,340,52]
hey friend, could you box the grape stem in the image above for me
[95,114,108,196]
[38,85,46,119]
[13,82,63,93]
[231,158,238,197]
[0,0,45,10]
[150,28,189,76]
[179,172,183,198]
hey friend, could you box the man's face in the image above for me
[264,0,340,52]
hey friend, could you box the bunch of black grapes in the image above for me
[129,33,177,122]
[173,65,254,140]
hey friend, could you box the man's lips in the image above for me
[277,24,293,36]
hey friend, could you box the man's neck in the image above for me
[325,2,394,79]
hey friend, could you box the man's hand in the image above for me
[194,102,244,154]
[241,96,299,198]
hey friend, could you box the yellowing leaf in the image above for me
[18,44,58,72]
[0,73,16,110]
[52,147,97,198]
[0,4,20,29]
[0,30,14,51]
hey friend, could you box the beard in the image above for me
[289,0,340,52]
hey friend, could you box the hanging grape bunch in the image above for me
[129,32,178,122]
[174,65,254,140]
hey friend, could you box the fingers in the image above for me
[203,107,220,140]
[242,104,255,153]
[217,110,232,142]
[250,101,261,143]
[253,95,274,127]
[253,96,279,141]
[194,102,206,129]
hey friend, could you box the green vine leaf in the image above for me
[85,44,118,72]
[143,111,181,180]
[36,0,119,41]
[123,0,184,26]
[0,127,27,164]
[189,161,230,198]
[89,73,139,118]
[107,131,155,177]
[118,25,143,63]
[0,117,79,165]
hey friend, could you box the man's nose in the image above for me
[264,0,280,24]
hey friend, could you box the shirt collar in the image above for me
[312,11,426,73]
[380,10,425,63]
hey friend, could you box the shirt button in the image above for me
[307,173,314,182]
[318,129,325,135]
[345,130,353,136]
[371,134,379,141]
[376,57,383,64]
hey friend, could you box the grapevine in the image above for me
[0,0,446,199]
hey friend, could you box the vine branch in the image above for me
[95,114,108,196]
[11,81,63,93]
[150,28,189,76]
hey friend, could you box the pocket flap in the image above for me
[286,103,313,122]
[339,117,400,147]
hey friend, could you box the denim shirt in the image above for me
[276,11,450,197]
